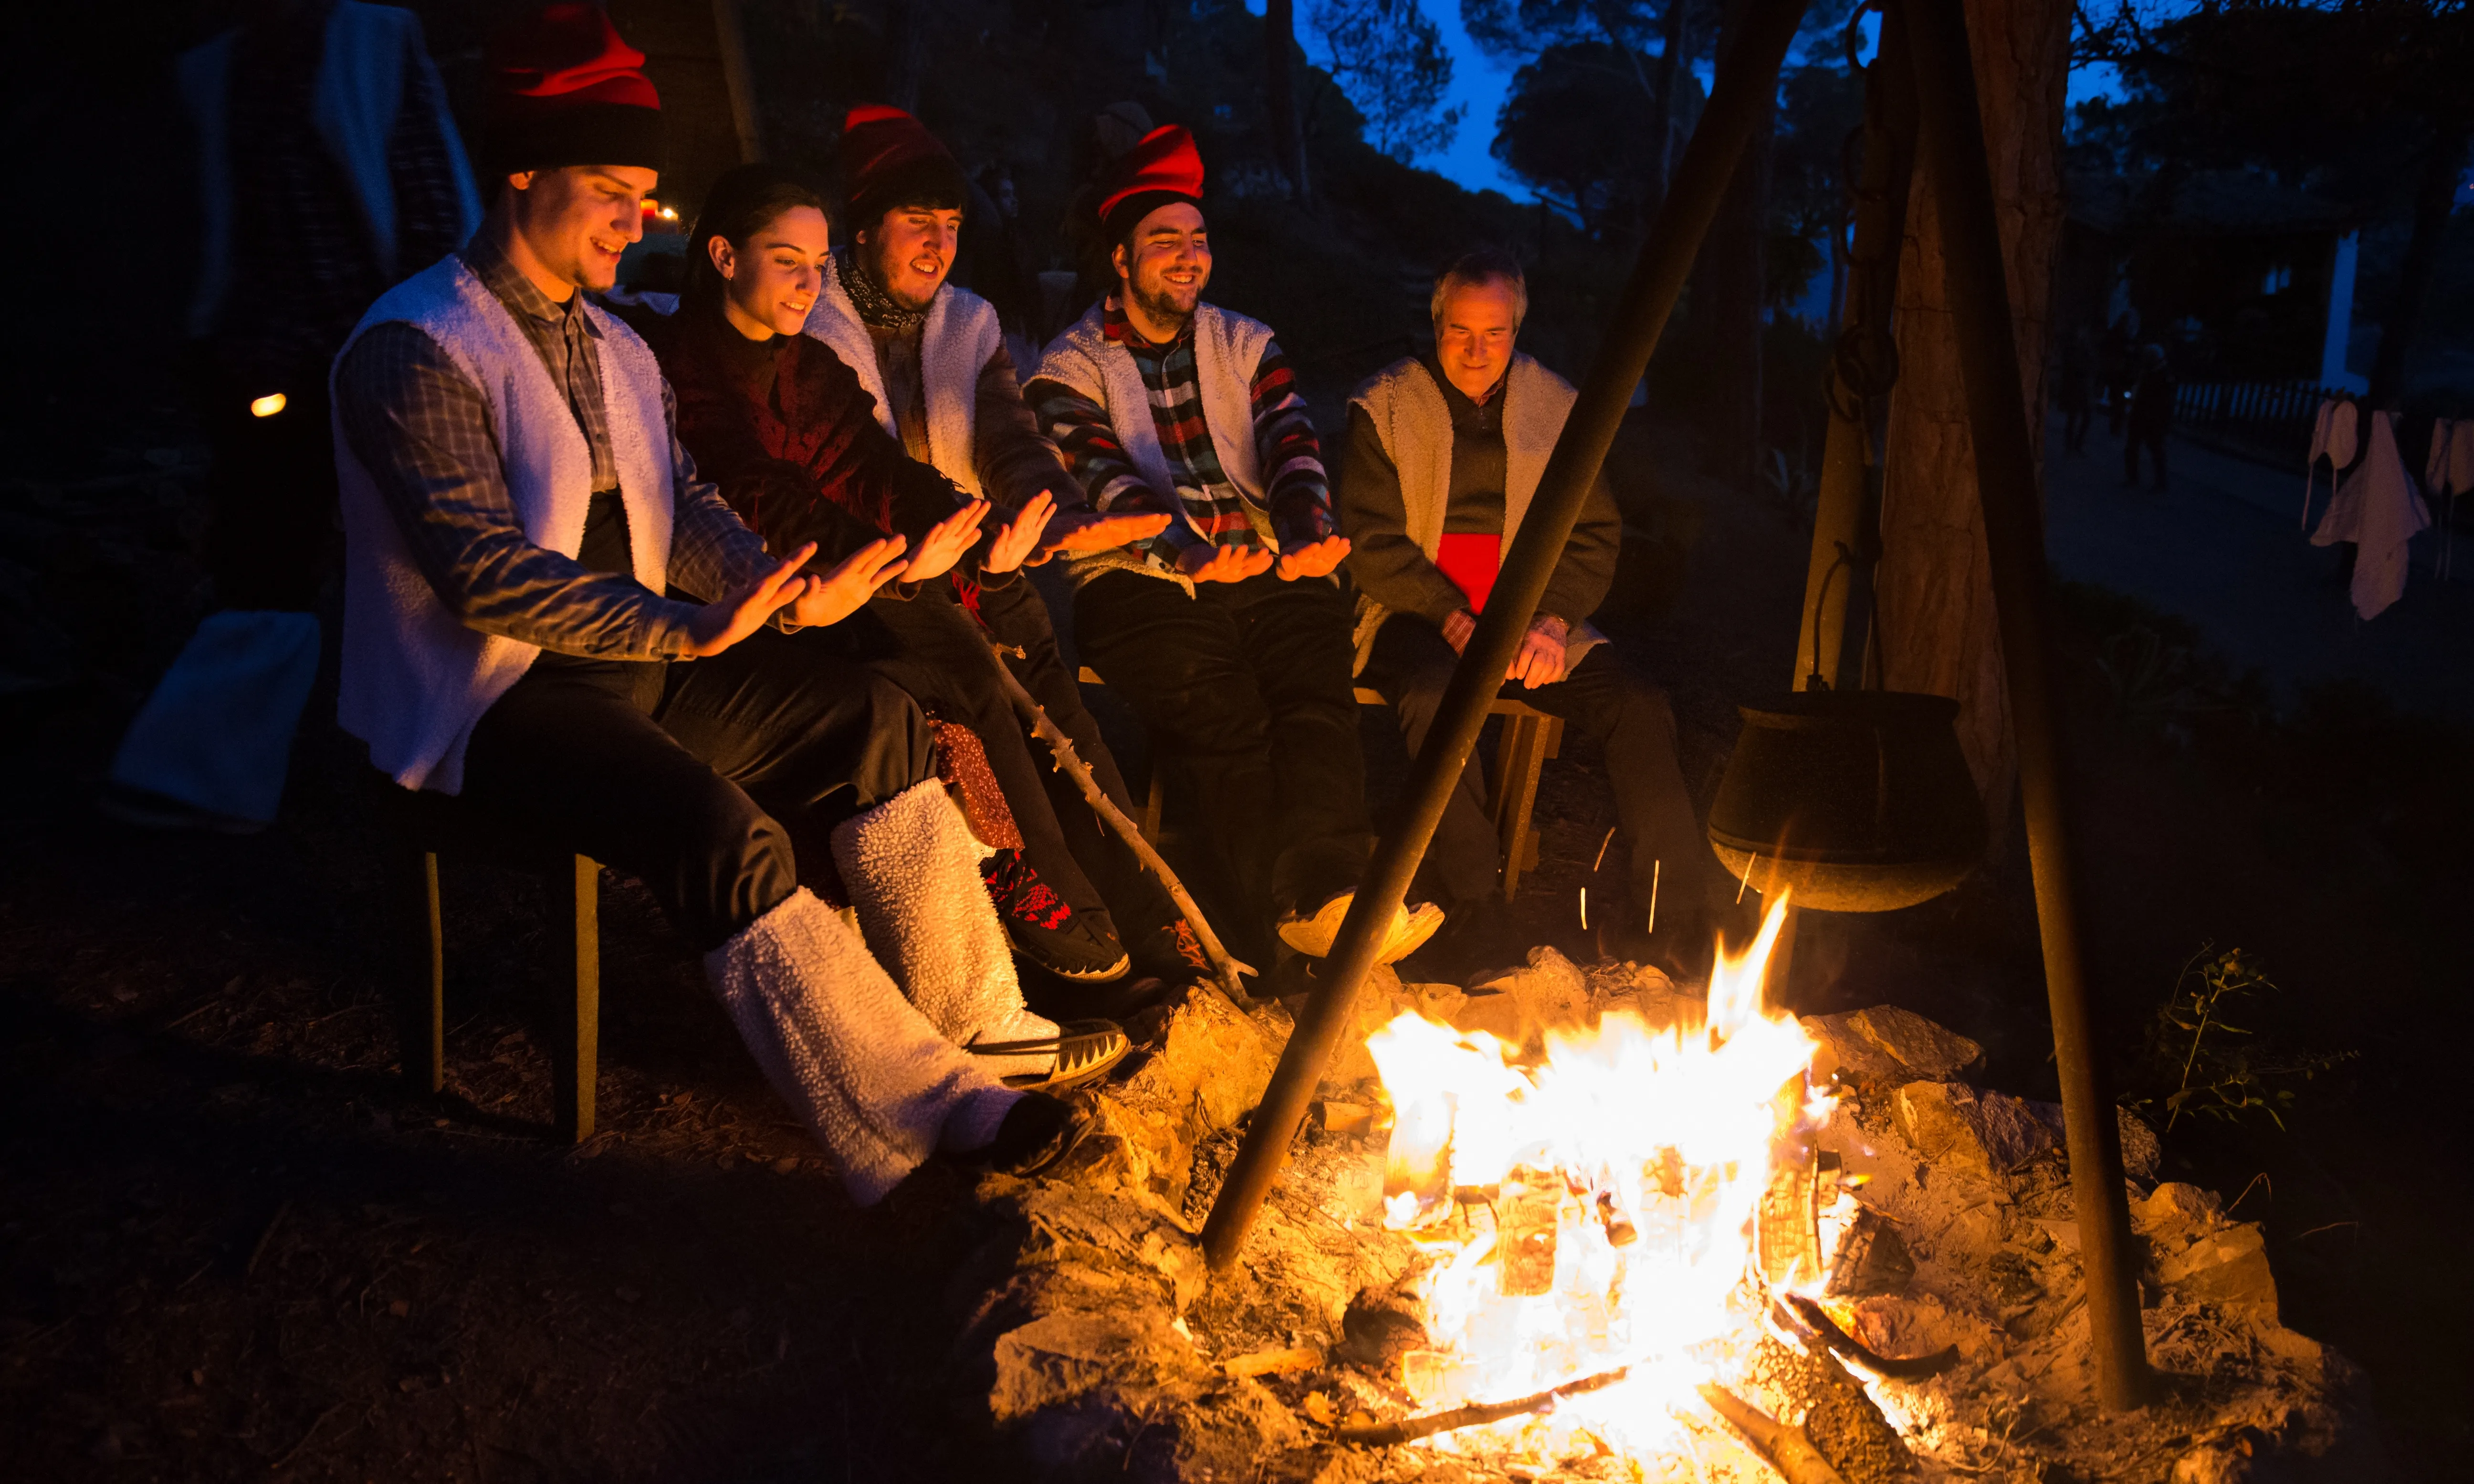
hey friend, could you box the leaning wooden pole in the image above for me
[1900,0,2152,1410]
[1198,0,1813,1273]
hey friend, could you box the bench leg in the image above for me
[386,847,447,1096]
[1494,715,1563,901]
[551,855,599,1143]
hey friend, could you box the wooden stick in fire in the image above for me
[1332,1364,1633,1448]
[986,650,1259,1005]
[1695,1383,1850,1484]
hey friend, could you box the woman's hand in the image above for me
[904,499,992,583]
[1037,507,1173,559]
[983,492,1056,575]
[1175,542,1275,584]
[680,542,819,657]
[786,535,909,628]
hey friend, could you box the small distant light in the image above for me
[659,206,679,221]
[250,393,286,418]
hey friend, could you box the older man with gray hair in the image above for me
[1338,248,1724,975]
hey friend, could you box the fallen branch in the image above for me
[1781,1292,1959,1379]
[1696,1382,1850,1484]
[988,654,1258,1005]
[1333,1364,1631,1447]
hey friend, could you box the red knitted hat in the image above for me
[839,105,967,226]
[1097,125,1205,241]
[484,3,663,175]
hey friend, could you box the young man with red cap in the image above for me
[330,4,1120,1204]
[1027,125,1442,974]
[1342,250,1727,977]
[791,105,1206,991]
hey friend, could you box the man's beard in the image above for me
[869,242,940,313]
[1129,273,1198,329]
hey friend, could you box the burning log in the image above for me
[1778,1292,1958,1379]
[1332,1363,1632,1448]
[1696,1382,1851,1484]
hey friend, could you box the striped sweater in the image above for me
[1028,297,1332,589]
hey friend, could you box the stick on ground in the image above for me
[1333,1365,1632,1448]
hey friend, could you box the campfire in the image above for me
[1357,897,1844,1466]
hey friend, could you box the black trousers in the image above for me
[2124,425,2169,487]
[976,573,1185,955]
[825,581,1122,949]
[459,630,933,953]
[1073,570,1373,946]
[1359,615,1717,927]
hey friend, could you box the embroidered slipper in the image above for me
[1276,893,1447,964]
[971,1019,1131,1091]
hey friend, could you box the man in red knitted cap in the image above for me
[330,4,1117,1202]
[786,105,1204,991]
[1027,125,1442,976]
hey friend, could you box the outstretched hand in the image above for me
[907,499,993,583]
[1175,541,1275,584]
[1274,532,1351,581]
[1037,507,1173,559]
[983,492,1057,575]
[787,535,910,628]
[681,542,820,657]
[1507,615,1569,689]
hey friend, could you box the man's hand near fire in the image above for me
[1176,541,1275,583]
[792,535,910,627]
[905,498,992,583]
[1273,532,1351,582]
[983,492,1056,575]
[1035,506,1172,562]
[1509,613,1569,689]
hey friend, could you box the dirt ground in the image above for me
[2,409,2465,1481]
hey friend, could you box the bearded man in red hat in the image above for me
[330,4,1121,1205]
[1027,126,1442,976]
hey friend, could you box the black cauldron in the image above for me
[1705,690,1984,912]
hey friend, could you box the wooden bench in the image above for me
[1075,668,1566,899]
[377,780,604,1143]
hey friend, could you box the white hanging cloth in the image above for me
[2304,398,2359,529]
[2311,409,2430,620]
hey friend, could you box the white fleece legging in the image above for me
[704,887,1018,1206]
[831,779,1058,1078]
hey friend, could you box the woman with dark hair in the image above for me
[647,163,1178,1004]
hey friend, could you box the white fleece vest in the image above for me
[1036,301,1273,588]
[332,255,676,794]
[802,259,1003,496]
[1346,353,1604,675]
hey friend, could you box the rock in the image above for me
[2140,1181,2223,1228]
[1894,1081,2056,1179]
[1803,1005,1982,1087]
[2156,1221,2278,1316]
[2170,1443,2256,1484]
[1450,946,1591,1050]
[2025,1101,2164,1183]
[1105,989,1288,1204]
[1333,1281,1428,1372]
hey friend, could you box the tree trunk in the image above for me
[882,0,929,113]
[1873,0,2072,846]
[1646,0,1693,215]
[1265,0,1311,203]
[2368,122,2468,405]
[1694,0,1774,492]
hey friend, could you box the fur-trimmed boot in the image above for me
[831,779,1066,1080]
[702,887,1020,1205]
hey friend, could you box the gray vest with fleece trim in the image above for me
[331,254,675,794]
[801,257,1004,496]
[1345,352,1605,675]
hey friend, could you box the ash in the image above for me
[934,955,2378,1483]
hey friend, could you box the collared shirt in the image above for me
[334,231,780,659]
[1033,297,1333,564]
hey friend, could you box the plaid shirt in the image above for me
[1035,297,1334,564]
[334,233,779,659]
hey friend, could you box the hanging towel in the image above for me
[2311,410,2430,621]
[2304,398,2360,530]
[107,610,322,824]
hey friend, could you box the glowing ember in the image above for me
[1364,894,1834,1463]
